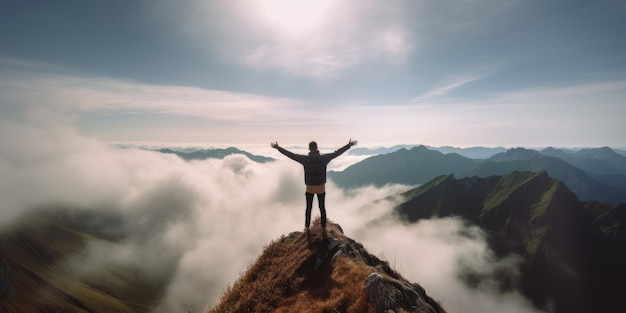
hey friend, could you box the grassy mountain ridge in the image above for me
[157,147,274,163]
[0,208,164,313]
[395,171,626,313]
[399,171,582,257]
[209,220,445,313]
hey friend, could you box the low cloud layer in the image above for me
[0,122,543,313]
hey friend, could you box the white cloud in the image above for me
[355,216,542,313]
[0,121,544,312]
[493,80,626,103]
[0,69,379,145]
[169,0,414,79]
[372,27,412,61]
[0,71,298,123]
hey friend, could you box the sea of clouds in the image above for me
[0,122,543,313]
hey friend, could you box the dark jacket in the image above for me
[277,143,352,185]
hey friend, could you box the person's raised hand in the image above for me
[349,139,358,147]
[271,142,279,149]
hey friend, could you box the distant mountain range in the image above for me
[349,145,507,159]
[330,146,626,203]
[156,147,274,163]
[350,145,626,158]
[540,147,626,190]
[540,146,626,175]
[332,146,477,187]
[466,148,626,203]
[395,171,626,313]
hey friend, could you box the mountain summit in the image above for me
[209,220,445,313]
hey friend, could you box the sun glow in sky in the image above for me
[257,0,333,34]
[1,0,625,148]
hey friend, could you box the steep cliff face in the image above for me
[208,220,445,313]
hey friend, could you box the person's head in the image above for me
[309,141,318,152]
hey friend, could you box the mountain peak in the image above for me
[489,147,540,162]
[578,146,620,159]
[209,220,445,313]
[411,145,429,151]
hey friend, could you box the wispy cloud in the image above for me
[0,70,301,123]
[493,80,626,102]
[0,68,360,144]
[2,65,625,147]
[411,75,483,103]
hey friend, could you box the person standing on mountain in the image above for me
[271,139,357,230]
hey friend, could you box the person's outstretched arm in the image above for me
[326,139,358,160]
[271,142,307,164]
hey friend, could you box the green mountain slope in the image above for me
[0,209,165,313]
[395,171,626,313]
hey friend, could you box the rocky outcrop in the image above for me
[364,273,437,313]
[322,226,439,313]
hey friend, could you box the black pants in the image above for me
[305,192,326,228]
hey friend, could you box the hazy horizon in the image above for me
[2,0,625,148]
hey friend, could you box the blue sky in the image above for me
[1,0,625,148]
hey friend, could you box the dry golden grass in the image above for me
[208,219,444,313]
[273,257,375,313]
[208,220,373,313]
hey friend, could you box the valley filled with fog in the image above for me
[0,123,543,313]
